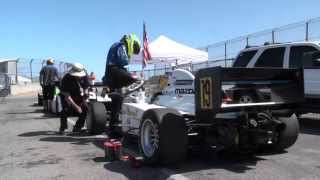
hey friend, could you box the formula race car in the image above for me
[86,66,304,165]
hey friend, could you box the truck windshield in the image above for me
[233,50,258,67]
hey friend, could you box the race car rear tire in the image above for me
[86,102,107,135]
[273,115,299,151]
[139,109,187,165]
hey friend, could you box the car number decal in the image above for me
[200,77,212,109]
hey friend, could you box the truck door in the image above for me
[289,45,320,97]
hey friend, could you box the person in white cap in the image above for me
[59,63,90,134]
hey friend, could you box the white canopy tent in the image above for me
[130,35,208,66]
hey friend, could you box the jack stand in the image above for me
[103,138,144,168]
[104,139,122,162]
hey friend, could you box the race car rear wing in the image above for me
[194,67,304,122]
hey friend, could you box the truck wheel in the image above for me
[235,90,265,104]
[139,109,187,165]
[86,102,107,135]
[235,91,257,103]
[273,115,299,151]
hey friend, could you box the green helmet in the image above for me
[121,34,141,58]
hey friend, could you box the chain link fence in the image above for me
[0,58,72,85]
[136,17,320,79]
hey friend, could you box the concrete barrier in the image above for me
[10,83,41,96]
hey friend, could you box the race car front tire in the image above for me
[139,108,187,165]
[86,102,107,135]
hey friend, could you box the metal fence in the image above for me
[139,58,235,79]
[137,17,320,79]
[0,58,72,85]
[206,17,320,62]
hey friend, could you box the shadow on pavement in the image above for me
[18,131,60,137]
[102,150,265,180]
[18,130,107,147]
[93,157,106,163]
[104,161,170,180]
[7,110,43,114]
[6,108,45,115]
[299,117,320,128]
[33,109,44,113]
[29,103,41,107]
[300,127,320,136]
[20,131,267,178]
[299,117,320,135]
[172,151,264,174]
[39,134,106,146]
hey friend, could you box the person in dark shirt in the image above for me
[59,63,90,134]
[39,58,59,112]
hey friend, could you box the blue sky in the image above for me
[1,0,320,78]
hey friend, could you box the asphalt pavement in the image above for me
[0,95,320,180]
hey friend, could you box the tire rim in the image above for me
[140,119,159,157]
[239,95,253,104]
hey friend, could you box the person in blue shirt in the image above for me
[102,34,141,138]
[39,58,60,112]
[102,34,141,89]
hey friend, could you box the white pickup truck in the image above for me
[232,41,320,114]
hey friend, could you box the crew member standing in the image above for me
[39,58,59,112]
[102,34,141,137]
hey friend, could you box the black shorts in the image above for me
[107,66,136,89]
[43,85,55,100]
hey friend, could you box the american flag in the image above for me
[143,22,151,68]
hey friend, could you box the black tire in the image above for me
[38,94,43,106]
[273,115,299,151]
[56,95,62,115]
[86,102,107,135]
[139,109,187,165]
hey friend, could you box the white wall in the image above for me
[10,83,41,96]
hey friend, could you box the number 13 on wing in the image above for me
[200,77,212,109]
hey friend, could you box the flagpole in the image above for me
[141,21,145,80]
[142,21,152,80]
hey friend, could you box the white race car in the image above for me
[87,66,303,165]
